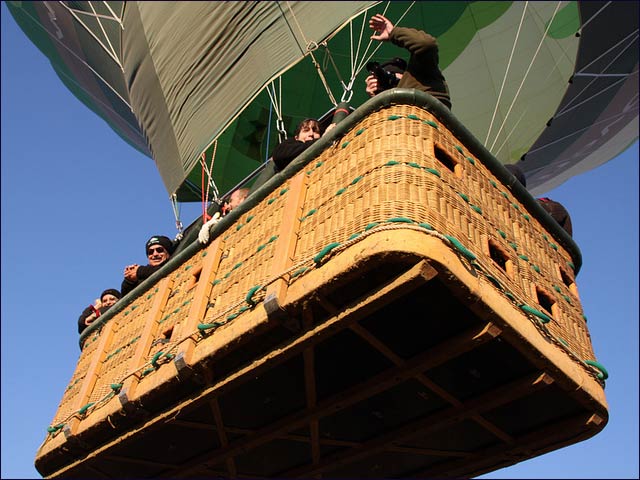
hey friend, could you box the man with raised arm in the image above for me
[366,13,451,110]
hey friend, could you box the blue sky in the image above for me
[1,4,638,478]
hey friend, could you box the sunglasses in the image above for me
[147,246,166,255]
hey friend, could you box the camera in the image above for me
[366,61,401,93]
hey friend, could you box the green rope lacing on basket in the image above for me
[291,267,309,278]
[78,402,95,415]
[386,217,414,224]
[314,242,342,264]
[198,321,224,333]
[151,351,175,369]
[245,285,263,306]
[443,235,477,261]
[47,424,65,434]
[300,209,317,221]
[458,192,469,202]
[584,360,609,380]
[519,305,551,324]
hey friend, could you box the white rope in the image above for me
[492,108,532,160]
[101,1,124,29]
[19,4,136,121]
[266,78,288,140]
[492,33,579,160]
[58,1,123,70]
[353,1,413,79]
[265,81,283,121]
[575,1,612,36]
[488,1,563,153]
[556,30,639,117]
[170,194,183,239]
[87,1,120,66]
[484,2,528,145]
[284,1,338,106]
[524,106,639,157]
[555,69,638,120]
[575,27,639,74]
[201,141,219,203]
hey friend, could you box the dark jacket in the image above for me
[272,137,318,171]
[78,304,113,334]
[390,26,451,109]
[538,197,573,237]
[121,263,166,297]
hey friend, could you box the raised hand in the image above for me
[369,14,394,42]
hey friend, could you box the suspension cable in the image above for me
[170,194,183,238]
[557,30,639,117]
[488,1,562,153]
[484,2,528,145]
[199,142,219,221]
[335,2,415,103]
[266,78,288,141]
[283,1,338,106]
[58,1,123,69]
[575,1,612,36]
[19,4,135,122]
[353,1,415,79]
[525,107,639,157]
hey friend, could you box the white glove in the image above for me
[198,212,221,244]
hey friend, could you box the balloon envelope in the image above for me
[7,1,638,200]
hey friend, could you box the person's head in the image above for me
[228,188,249,211]
[294,119,321,142]
[505,164,527,188]
[380,57,406,79]
[100,289,121,308]
[145,235,173,266]
[366,57,406,96]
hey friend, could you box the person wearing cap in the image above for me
[504,164,573,237]
[366,13,451,110]
[120,235,175,297]
[77,288,121,334]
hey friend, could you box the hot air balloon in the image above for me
[5,1,637,478]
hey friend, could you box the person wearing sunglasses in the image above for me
[121,235,175,297]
